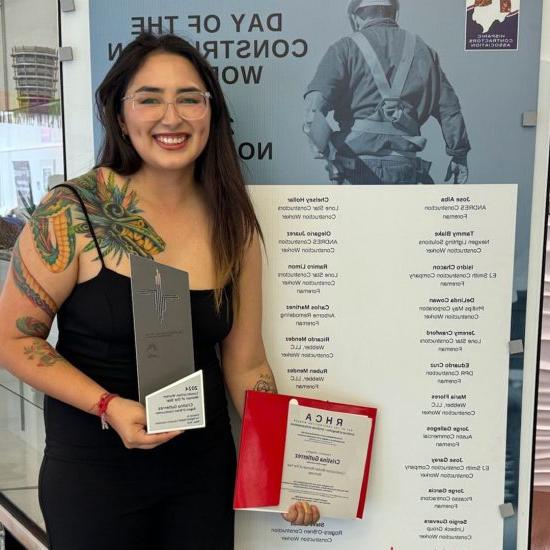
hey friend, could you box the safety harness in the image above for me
[349,30,427,152]
[304,27,432,182]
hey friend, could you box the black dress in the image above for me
[38,184,236,550]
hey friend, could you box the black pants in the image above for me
[39,434,236,550]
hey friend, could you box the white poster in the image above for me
[235,184,517,549]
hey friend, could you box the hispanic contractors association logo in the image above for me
[465,0,520,51]
[138,268,180,324]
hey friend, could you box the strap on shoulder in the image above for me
[391,32,417,98]
[52,183,105,267]
[351,30,417,98]
[351,32,392,98]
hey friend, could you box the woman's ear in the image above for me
[117,114,127,136]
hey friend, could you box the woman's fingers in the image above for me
[302,502,313,525]
[311,505,320,524]
[105,397,185,449]
[282,501,320,525]
[282,504,298,523]
[128,428,184,449]
[294,502,305,524]
[142,429,184,444]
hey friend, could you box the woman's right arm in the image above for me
[0,188,180,449]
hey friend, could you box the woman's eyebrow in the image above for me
[133,85,203,93]
[134,85,162,93]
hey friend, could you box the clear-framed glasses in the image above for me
[121,90,211,121]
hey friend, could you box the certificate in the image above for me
[234,391,377,519]
[130,255,205,434]
[277,401,373,519]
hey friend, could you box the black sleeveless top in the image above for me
[44,183,234,461]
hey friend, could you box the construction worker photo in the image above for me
[303,0,471,185]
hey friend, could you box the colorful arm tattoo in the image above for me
[73,170,166,264]
[29,171,166,270]
[252,372,277,393]
[12,242,58,318]
[23,338,65,368]
[16,316,50,339]
[30,188,77,273]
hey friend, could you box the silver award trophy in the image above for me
[130,255,205,433]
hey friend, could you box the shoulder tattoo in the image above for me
[72,169,166,265]
[29,187,77,273]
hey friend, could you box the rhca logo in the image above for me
[304,413,344,427]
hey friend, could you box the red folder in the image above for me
[233,391,377,519]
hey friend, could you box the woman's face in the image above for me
[120,51,211,178]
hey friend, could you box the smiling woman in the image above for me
[94,34,261,306]
[0,33,318,550]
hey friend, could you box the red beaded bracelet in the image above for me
[96,392,119,430]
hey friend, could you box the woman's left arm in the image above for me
[220,233,320,525]
[220,232,276,417]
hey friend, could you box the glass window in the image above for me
[0,0,61,544]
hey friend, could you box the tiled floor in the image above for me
[0,376,45,531]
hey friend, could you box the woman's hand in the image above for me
[282,501,320,526]
[105,396,183,450]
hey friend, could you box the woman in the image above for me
[0,33,319,549]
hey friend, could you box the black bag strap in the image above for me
[52,183,105,267]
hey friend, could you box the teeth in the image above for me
[156,135,187,145]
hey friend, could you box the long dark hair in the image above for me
[95,33,262,308]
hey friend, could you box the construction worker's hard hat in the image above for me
[348,0,399,15]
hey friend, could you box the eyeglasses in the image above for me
[121,90,211,121]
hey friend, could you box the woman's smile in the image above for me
[153,132,190,149]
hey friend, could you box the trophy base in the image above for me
[145,370,206,434]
